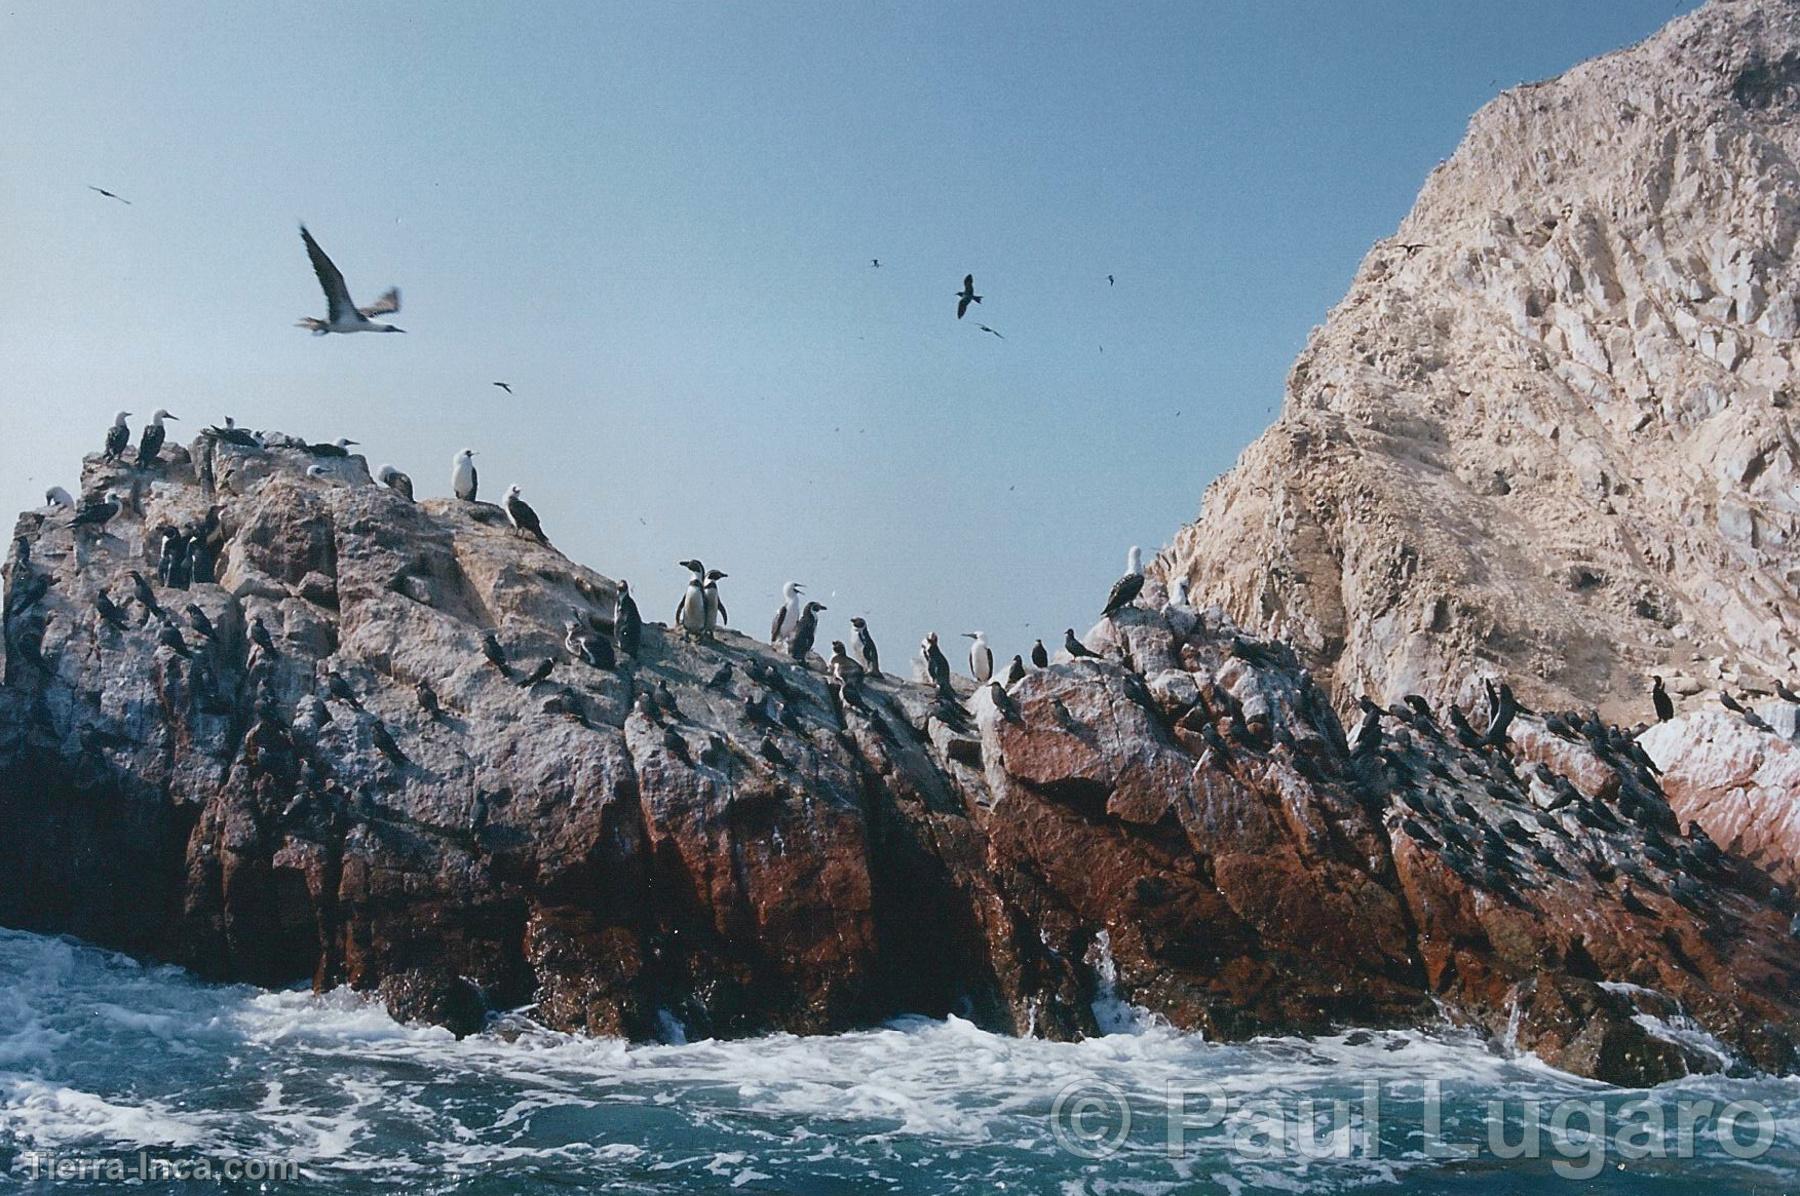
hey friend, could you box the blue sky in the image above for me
[0,2,1690,664]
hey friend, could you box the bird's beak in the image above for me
[717,573,729,579]
[346,440,360,446]
[168,415,180,421]
[962,633,976,639]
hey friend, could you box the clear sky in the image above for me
[0,1,1691,666]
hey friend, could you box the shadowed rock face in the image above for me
[1164,0,1800,721]
[2,437,1797,1084]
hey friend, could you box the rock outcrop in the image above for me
[1165,0,1800,721]
[2,436,1797,1085]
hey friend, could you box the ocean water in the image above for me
[1,929,1796,1194]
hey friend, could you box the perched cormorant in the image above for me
[1003,655,1027,687]
[103,412,131,461]
[481,630,512,677]
[516,658,554,687]
[376,465,414,501]
[850,616,880,678]
[955,273,981,320]
[963,631,993,683]
[157,624,191,658]
[1031,639,1048,669]
[770,581,804,644]
[370,721,407,765]
[614,579,642,657]
[1651,676,1674,723]
[128,570,164,620]
[136,409,178,466]
[503,485,547,543]
[1719,690,1747,715]
[1101,546,1145,619]
[452,450,479,501]
[186,604,216,640]
[326,671,363,709]
[296,225,404,335]
[416,680,442,719]
[789,601,827,660]
[250,616,276,655]
[94,591,131,631]
[1063,628,1100,660]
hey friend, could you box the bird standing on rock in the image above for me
[453,450,479,501]
[482,630,512,678]
[376,465,413,501]
[103,412,131,461]
[1003,655,1027,688]
[770,581,804,644]
[71,490,124,530]
[1031,639,1048,669]
[614,580,642,657]
[790,601,827,661]
[136,409,178,466]
[850,616,881,678]
[1064,629,1101,660]
[676,560,708,639]
[1652,676,1674,722]
[703,570,729,637]
[923,632,954,697]
[504,485,548,544]
[1101,546,1145,619]
[964,631,993,684]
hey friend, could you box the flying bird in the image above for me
[976,324,1004,340]
[870,259,881,268]
[295,225,404,335]
[956,274,982,320]
[88,186,131,205]
[493,382,513,394]
[1107,274,1114,286]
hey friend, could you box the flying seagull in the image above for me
[88,186,131,205]
[956,274,982,320]
[976,324,1004,340]
[493,382,513,394]
[295,225,404,335]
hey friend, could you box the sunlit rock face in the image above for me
[1166,0,1800,722]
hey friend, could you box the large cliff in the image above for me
[1165,0,1800,720]
[1,435,1797,1085]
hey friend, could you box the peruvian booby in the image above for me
[703,569,728,636]
[790,601,826,660]
[103,412,131,461]
[770,581,804,644]
[1064,628,1100,659]
[850,616,881,678]
[452,450,479,502]
[203,419,261,449]
[1651,676,1674,723]
[376,465,414,501]
[1031,639,1048,669]
[43,487,73,511]
[963,631,993,683]
[1168,577,1190,609]
[1101,546,1145,618]
[136,409,178,466]
[504,485,548,543]
[675,560,708,639]
[307,438,359,457]
[956,274,981,320]
[296,225,404,335]
[614,579,642,657]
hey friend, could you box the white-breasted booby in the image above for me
[307,438,359,457]
[103,412,131,461]
[376,465,414,500]
[452,450,478,501]
[71,489,125,529]
[136,409,178,466]
[770,581,804,643]
[963,631,993,683]
[956,274,982,320]
[295,225,404,335]
[1101,545,1145,618]
[1169,576,1190,609]
[505,485,547,543]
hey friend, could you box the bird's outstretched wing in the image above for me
[89,186,131,204]
[300,226,355,324]
[493,382,513,394]
[358,287,401,318]
[957,296,971,319]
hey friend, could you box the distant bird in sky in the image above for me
[493,382,513,395]
[88,186,130,205]
[453,449,478,502]
[976,324,1004,339]
[870,259,881,268]
[1107,274,1114,286]
[295,225,404,335]
[956,274,982,320]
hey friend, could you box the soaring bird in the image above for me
[376,465,414,500]
[614,579,643,657]
[88,185,131,204]
[870,259,881,268]
[103,412,132,461]
[850,616,881,678]
[956,274,982,320]
[504,485,548,543]
[964,632,993,684]
[452,450,479,502]
[1101,546,1145,618]
[295,225,404,334]
[1107,274,1114,286]
[493,382,513,394]
[1651,676,1674,723]
[1064,629,1101,660]
[976,324,1004,339]
[770,581,805,644]
[1031,639,1048,669]
[136,409,178,466]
